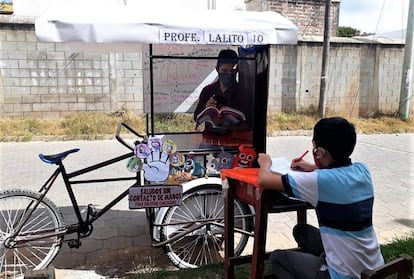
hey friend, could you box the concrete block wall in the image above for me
[377,46,405,113]
[268,38,412,117]
[0,22,144,118]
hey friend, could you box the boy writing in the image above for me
[257,117,384,279]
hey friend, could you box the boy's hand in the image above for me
[257,153,272,169]
[291,159,317,172]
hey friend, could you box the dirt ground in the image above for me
[68,247,178,278]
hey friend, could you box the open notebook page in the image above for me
[269,157,306,202]
[270,157,294,174]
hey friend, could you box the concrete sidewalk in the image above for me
[1,134,413,278]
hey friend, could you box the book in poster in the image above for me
[195,105,246,133]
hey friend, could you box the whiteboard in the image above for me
[143,45,235,113]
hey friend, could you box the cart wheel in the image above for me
[160,184,252,268]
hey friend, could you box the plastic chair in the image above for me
[361,254,413,279]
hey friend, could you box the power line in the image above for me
[374,0,386,36]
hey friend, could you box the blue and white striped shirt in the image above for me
[283,162,384,279]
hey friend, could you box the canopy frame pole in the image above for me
[149,44,155,136]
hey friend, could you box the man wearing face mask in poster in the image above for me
[194,49,247,134]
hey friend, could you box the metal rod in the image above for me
[399,0,414,119]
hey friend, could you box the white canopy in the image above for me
[35,5,298,45]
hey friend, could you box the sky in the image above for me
[338,0,409,35]
[221,0,410,36]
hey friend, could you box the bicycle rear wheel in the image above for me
[160,184,252,268]
[0,189,64,278]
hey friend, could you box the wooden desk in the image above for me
[221,168,312,279]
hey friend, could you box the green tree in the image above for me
[338,26,361,37]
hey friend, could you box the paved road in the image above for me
[1,134,413,276]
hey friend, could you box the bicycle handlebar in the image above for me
[115,122,147,151]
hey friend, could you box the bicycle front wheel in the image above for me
[160,184,252,268]
[0,189,65,278]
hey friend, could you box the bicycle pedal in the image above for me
[67,239,82,248]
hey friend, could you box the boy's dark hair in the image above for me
[217,49,238,67]
[313,117,356,160]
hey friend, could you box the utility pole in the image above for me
[399,0,414,119]
[318,0,331,118]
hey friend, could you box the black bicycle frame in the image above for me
[6,149,140,249]
[62,150,138,234]
[14,152,139,246]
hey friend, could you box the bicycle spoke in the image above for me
[21,210,46,230]
[180,240,197,261]
[161,185,252,268]
[13,249,27,275]
[170,207,195,223]
[0,190,64,277]
[189,237,203,265]
[206,194,222,219]
[0,199,14,234]
[199,237,211,265]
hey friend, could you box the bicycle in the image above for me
[0,122,253,277]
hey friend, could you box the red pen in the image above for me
[292,150,309,170]
[297,150,309,161]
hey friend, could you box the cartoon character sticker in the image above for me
[215,151,234,170]
[134,143,150,159]
[162,140,177,155]
[170,152,185,168]
[126,156,143,172]
[232,145,257,168]
[205,153,219,175]
[148,136,162,152]
[130,139,178,183]
[183,158,204,177]
[168,171,192,183]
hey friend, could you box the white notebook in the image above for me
[270,156,306,202]
[270,157,295,175]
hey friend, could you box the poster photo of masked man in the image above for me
[193,49,249,135]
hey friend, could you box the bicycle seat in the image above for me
[39,148,80,164]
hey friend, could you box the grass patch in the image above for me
[381,237,414,262]
[267,112,318,131]
[152,113,195,133]
[59,111,146,136]
[267,113,414,134]
[128,237,414,278]
[130,262,224,279]
[0,112,413,141]
[0,111,146,141]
